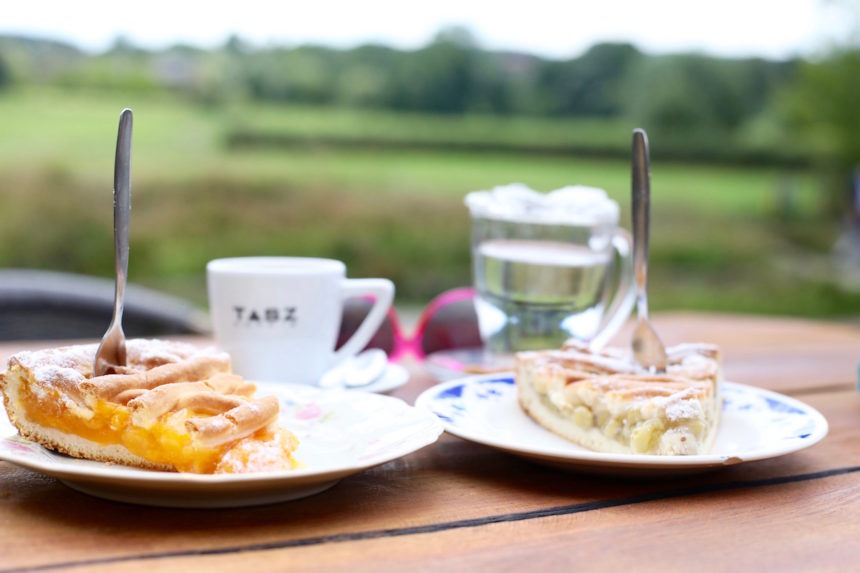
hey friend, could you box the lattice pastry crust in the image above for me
[1,340,298,473]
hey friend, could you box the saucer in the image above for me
[318,363,410,394]
[0,382,442,507]
[415,373,828,477]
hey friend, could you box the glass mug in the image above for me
[466,185,635,356]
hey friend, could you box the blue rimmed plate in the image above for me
[415,374,828,476]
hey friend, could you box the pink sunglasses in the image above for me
[336,287,482,361]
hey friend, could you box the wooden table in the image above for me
[1,312,858,572]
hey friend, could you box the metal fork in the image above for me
[630,128,667,373]
[93,109,133,376]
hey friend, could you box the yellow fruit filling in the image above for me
[17,376,291,473]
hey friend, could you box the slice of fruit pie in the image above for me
[0,339,299,473]
[516,341,721,455]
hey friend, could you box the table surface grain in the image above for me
[1,312,858,573]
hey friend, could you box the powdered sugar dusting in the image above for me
[10,344,96,379]
[6,340,230,390]
[31,365,88,398]
[215,429,297,473]
[528,341,719,382]
[658,392,703,421]
[668,354,718,381]
[126,339,228,370]
[635,386,705,421]
[199,417,231,433]
[32,365,86,385]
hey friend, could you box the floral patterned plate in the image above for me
[415,374,828,476]
[0,382,442,507]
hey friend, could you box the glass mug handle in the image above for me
[332,278,395,364]
[589,229,636,351]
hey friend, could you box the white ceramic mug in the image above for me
[207,257,394,384]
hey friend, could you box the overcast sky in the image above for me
[1,0,852,59]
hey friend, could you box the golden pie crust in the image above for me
[0,339,299,473]
[516,341,722,455]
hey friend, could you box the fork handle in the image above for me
[631,128,651,321]
[113,109,133,324]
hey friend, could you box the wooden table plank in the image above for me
[86,471,857,573]
[1,313,858,572]
[1,388,857,572]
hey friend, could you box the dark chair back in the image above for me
[0,270,208,341]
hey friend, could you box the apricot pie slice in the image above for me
[0,339,299,473]
[516,341,721,455]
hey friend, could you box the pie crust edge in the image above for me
[2,365,172,470]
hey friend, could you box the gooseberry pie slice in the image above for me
[0,339,298,473]
[516,341,721,455]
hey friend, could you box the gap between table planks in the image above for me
[1,388,857,573]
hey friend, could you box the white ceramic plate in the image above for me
[0,382,442,507]
[415,374,828,476]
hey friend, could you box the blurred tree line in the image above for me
[0,27,856,172]
[0,30,799,126]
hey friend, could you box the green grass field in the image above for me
[1,87,856,317]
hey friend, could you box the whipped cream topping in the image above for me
[464,183,620,225]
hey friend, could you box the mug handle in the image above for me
[332,278,395,365]
[589,229,636,351]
